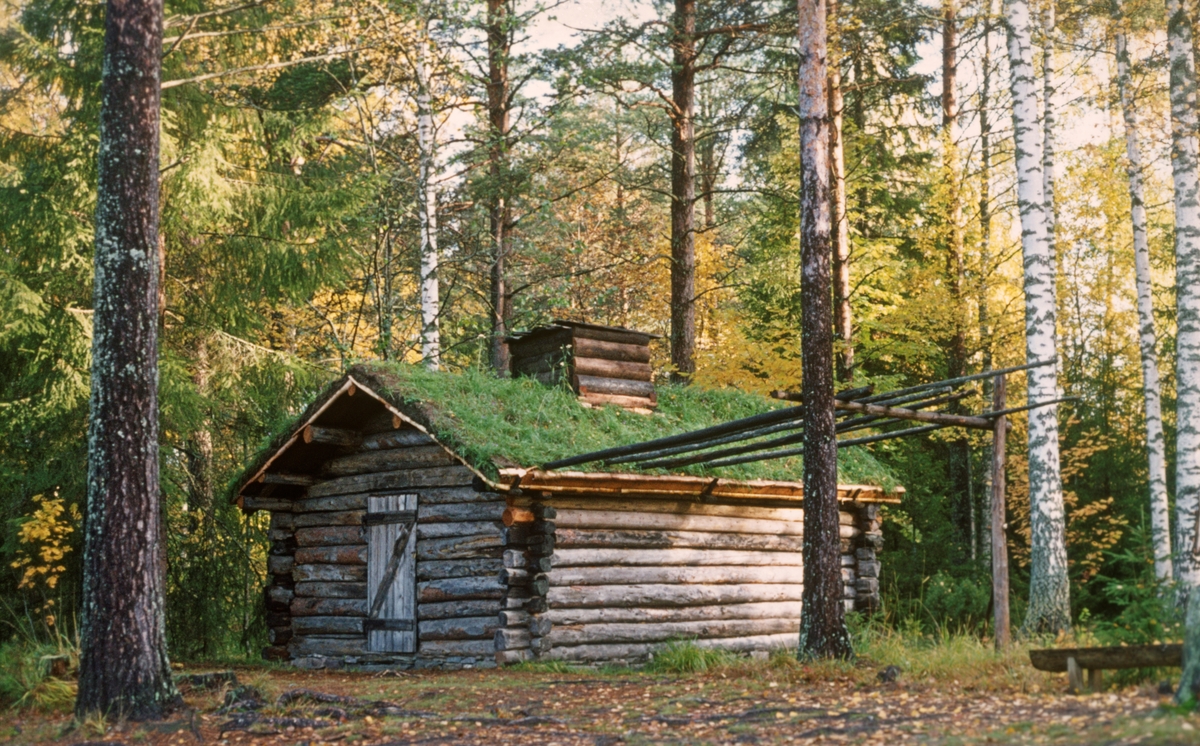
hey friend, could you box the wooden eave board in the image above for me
[500,468,902,504]
[237,377,502,506]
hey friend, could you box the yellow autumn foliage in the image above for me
[10,493,79,594]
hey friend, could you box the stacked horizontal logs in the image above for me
[263,511,296,661]
[494,504,557,664]
[266,425,506,669]
[529,498,867,664]
[855,503,883,611]
[507,323,658,411]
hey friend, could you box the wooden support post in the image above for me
[991,373,1010,650]
[1067,656,1082,694]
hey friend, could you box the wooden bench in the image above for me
[1029,644,1182,693]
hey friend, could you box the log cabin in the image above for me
[233,353,900,670]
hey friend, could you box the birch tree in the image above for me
[1165,0,1200,596]
[1113,0,1172,584]
[797,0,852,660]
[76,0,179,718]
[1003,0,1071,634]
[415,18,441,370]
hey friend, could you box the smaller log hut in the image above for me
[233,358,900,670]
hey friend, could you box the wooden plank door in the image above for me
[366,493,417,653]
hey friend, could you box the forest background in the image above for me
[0,0,1177,660]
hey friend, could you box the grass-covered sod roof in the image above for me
[315,362,897,488]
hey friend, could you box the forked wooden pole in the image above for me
[991,373,1011,650]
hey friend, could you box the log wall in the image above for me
[498,495,882,665]
[258,424,507,671]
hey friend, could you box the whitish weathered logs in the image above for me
[294,545,367,565]
[546,601,803,626]
[292,616,364,635]
[360,429,436,450]
[294,581,367,599]
[574,375,655,399]
[416,640,496,657]
[545,498,809,523]
[573,337,652,363]
[418,576,505,603]
[555,528,805,553]
[550,565,802,587]
[294,510,365,528]
[293,564,368,583]
[271,512,296,531]
[417,521,502,540]
[296,526,365,546]
[548,583,803,608]
[552,548,804,568]
[417,534,504,561]
[419,558,504,581]
[572,357,653,381]
[418,616,498,641]
[544,633,797,662]
[495,649,532,665]
[288,635,366,657]
[420,501,505,523]
[549,617,799,646]
[323,445,456,477]
[308,465,476,498]
[499,610,530,626]
[419,599,502,620]
[291,597,368,617]
[495,628,530,650]
[268,556,295,576]
[555,509,833,537]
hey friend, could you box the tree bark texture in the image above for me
[991,375,1011,649]
[797,0,852,660]
[487,0,512,374]
[77,0,179,719]
[1041,2,1057,246]
[1166,0,1200,594]
[1114,2,1173,584]
[828,0,852,383]
[943,0,966,380]
[1004,0,1071,634]
[416,25,441,370]
[669,0,697,383]
[978,0,995,563]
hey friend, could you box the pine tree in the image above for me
[76,0,179,718]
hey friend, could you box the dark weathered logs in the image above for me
[293,581,367,599]
[529,616,552,637]
[308,465,476,498]
[268,556,295,576]
[288,635,366,657]
[294,545,367,565]
[303,426,362,448]
[417,521,502,540]
[421,501,505,523]
[572,357,653,382]
[550,565,802,586]
[290,597,368,617]
[259,473,316,486]
[295,526,365,547]
[546,601,803,626]
[418,599,502,620]
[266,586,294,607]
[242,496,294,512]
[573,337,652,363]
[416,640,496,658]
[555,528,806,553]
[293,564,368,583]
[418,576,505,603]
[1028,644,1182,672]
[292,616,364,635]
[573,375,655,399]
[418,616,498,641]
[419,558,504,581]
[294,510,365,528]
[360,429,436,450]
[323,445,456,477]
[269,627,293,645]
[417,534,504,561]
[547,583,804,608]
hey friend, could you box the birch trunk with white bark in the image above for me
[416,31,440,370]
[1166,0,1200,599]
[1004,0,1071,634]
[1114,1,1173,584]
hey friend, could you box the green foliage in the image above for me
[647,639,738,674]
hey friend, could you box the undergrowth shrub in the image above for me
[648,639,737,674]
[0,603,78,711]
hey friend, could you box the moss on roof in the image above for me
[335,361,897,489]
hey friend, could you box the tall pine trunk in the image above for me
[487,0,512,374]
[77,0,179,719]
[828,0,852,382]
[416,27,441,370]
[797,0,852,660]
[979,0,995,563]
[1004,0,1071,634]
[1114,1,1173,584]
[669,0,697,382]
[1166,0,1200,597]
